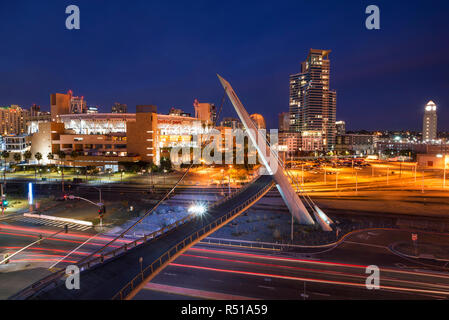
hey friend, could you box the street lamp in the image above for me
[188,203,207,216]
[92,187,102,203]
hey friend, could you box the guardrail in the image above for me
[11,176,271,300]
[200,237,341,250]
[10,211,196,300]
[111,179,274,300]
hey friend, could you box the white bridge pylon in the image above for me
[218,74,332,231]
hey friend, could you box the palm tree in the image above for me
[35,152,43,178]
[58,151,66,192]
[70,151,79,177]
[1,151,10,185]
[35,152,42,165]
[13,153,21,163]
[70,150,78,162]
[23,151,32,164]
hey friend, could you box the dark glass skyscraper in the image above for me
[289,49,337,151]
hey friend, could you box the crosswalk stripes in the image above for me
[10,216,92,231]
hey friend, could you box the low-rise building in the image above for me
[335,134,375,155]
[417,154,449,169]
[4,135,31,153]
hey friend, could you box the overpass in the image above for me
[11,75,333,300]
[11,175,274,300]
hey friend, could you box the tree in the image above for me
[13,153,21,163]
[35,152,43,165]
[58,151,66,161]
[70,150,78,159]
[47,152,54,161]
[160,157,172,172]
[24,151,32,163]
[1,151,10,184]
[57,151,66,192]
[1,151,9,162]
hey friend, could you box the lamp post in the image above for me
[301,163,304,185]
[92,187,102,204]
[422,170,425,194]
[324,165,327,184]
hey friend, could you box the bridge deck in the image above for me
[28,175,274,300]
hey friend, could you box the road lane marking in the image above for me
[144,283,259,300]
[48,233,101,269]
[170,263,449,296]
[258,285,275,290]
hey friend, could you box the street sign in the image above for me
[412,233,418,241]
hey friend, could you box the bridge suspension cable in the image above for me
[256,128,333,229]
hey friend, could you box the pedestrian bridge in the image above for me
[11,175,275,300]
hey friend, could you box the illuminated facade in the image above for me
[193,99,216,124]
[289,49,337,151]
[4,135,31,153]
[423,101,437,142]
[250,114,266,130]
[111,103,127,114]
[30,108,211,167]
[0,105,29,135]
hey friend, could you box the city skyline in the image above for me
[2,1,449,305]
[1,1,449,131]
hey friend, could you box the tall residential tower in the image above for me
[289,49,337,151]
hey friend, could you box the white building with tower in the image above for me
[423,101,437,142]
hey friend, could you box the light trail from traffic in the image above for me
[169,263,449,297]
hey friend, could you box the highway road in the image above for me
[2,171,449,300]
[3,214,449,300]
[7,175,273,299]
[0,217,136,299]
[135,232,449,300]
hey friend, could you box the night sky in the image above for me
[1,0,448,131]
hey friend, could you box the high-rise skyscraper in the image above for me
[289,49,337,151]
[0,105,29,135]
[423,101,437,142]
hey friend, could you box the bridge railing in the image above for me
[10,176,270,300]
[111,179,274,300]
[208,175,258,210]
[9,211,197,300]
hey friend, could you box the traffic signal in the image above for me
[98,205,106,215]
[1,199,8,207]
[64,225,68,234]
